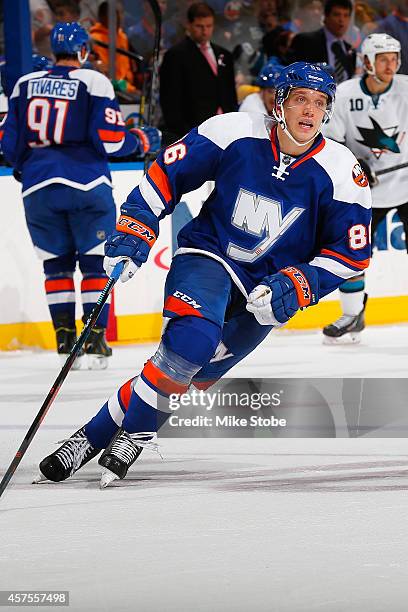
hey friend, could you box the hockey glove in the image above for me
[357,158,378,187]
[130,126,162,155]
[104,206,158,283]
[246,264,319,326]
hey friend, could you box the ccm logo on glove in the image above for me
[281,266,313,308]
[116,215,157,246]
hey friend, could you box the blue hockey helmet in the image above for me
[274,61,336,123]
[256,61,284,89]
[50,22,90,59]
[32,54,53,71]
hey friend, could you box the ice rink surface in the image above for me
[1,325,408,612]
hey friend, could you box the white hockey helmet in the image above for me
[361,33,401,75]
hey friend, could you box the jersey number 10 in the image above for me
[27,98,69,147]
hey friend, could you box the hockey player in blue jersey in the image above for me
[1,22,160,369]
[37,62,372,487]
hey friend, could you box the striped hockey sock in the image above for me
[121,360,186,434]
[85,378,135,448]
[44,274,75,329]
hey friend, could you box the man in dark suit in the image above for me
[159,2,237,143]
[290,0,356,83]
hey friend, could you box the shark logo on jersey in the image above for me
[356,117,402,158]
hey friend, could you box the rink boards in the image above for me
[0,163,407,350]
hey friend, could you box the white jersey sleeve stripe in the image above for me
[309,256,362,279]
[103,140,125,154]
[139,175,166,216]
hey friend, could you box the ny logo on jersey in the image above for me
[227,188,304,263]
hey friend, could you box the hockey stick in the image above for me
[145,0,162,126]
[143,0,162,173]
[0,261,125,501]
[376,162,408,177]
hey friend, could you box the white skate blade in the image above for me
[59,354,84,370]
[322,332,362,346]
[100,469,119,489]
[32,473,48,484]
[87,355,109,370]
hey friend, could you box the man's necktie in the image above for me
[200,43,218,76]
[331,40,348,83]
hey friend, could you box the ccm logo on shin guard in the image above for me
[281,266,312,308]
[116,215,157,246]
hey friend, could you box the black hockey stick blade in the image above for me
[0,261,125,500]
[376,161,408,177]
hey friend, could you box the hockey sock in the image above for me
[85,317,222,442]
[85,378,134,448]
[44,255,77,329]
[339,275,365,316]
[79,255,110,328]
[45,274,76,328]
[121,361,187,434]
[121,317,221,434]
[85,370,178,445]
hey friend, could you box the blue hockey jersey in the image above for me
[127,112,372,297]
[1,65,138,196]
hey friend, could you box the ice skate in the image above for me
[56,326,83,370]
[84,327,112,370]
[323,294,367,344]
[99,429,159,488]
[39,427,102,482]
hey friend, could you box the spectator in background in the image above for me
[80,0,104,30]
[239,59,282,114]
[30,0,54,56]
[90,1,140,95]
[53,0,80,23]
[375,0,408,73]
[127,0,177,62]
[230,1,279,85]
[258,4,280,33]
[354,1,379,38]
[159,2,237,143]
[290,0,356,82]
[264,28,297,64]
[291,0,324,33]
